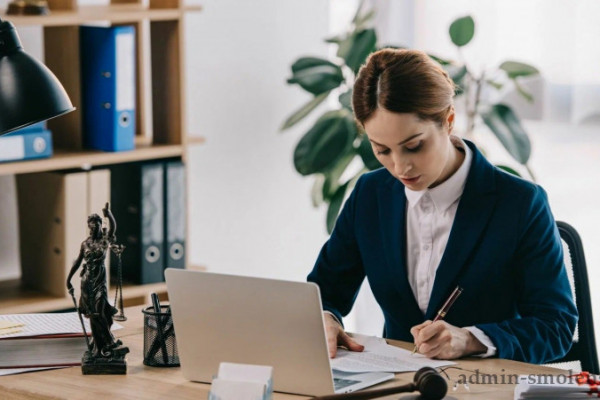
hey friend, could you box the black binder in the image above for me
[111,162,164,284]
[164,161,186,270]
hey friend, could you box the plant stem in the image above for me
[466,71,484,141]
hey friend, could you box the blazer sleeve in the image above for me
[307,176,366,326]
[475,185,578,364]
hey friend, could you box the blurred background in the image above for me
[1,0,598,347]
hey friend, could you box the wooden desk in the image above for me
[0,306,566,400]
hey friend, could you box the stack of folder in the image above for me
[110,160,186,284]
[0,122,53,163]
[80,25,136,152]
[17,169,111,297]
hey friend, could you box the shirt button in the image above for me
[423,244,430,250]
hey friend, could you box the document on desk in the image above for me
[330,334,455,373]
[0,313,122,338]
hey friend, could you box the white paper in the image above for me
[0,313,122,339]
[330,333,455,373]
[218,362,273,384]
[209,378,265,400]
[214,362,273,400]
[514,374,596,399]
[0,367,66,376]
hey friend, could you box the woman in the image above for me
[307,49,577,364]
[67,202,126,359]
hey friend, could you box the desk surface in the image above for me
[0,306,566,400]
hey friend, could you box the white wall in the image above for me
[185,0,331,282]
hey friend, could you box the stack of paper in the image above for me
[514,374,598,399]
[0,313,122,376]
[330,333,455,373]
[0,320,25,336]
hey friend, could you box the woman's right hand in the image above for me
[324,312,365,358]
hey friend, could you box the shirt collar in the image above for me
[405,136,472,212]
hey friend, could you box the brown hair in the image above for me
[352,48,455,128]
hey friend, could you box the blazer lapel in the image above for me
[425,141,498,319]
[378,177,423,318]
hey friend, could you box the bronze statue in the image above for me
[66,202,129,374]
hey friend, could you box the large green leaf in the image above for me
[280,92,330,131]
[322,152,355,200]
[480,104,531,164]
[499,61,539,79]
[357,134,382,170]
[310,174,325,207]
[496,164,522,177]
[337,29,377,74]
[354,9,376,31]
[287,57,344,95]
[514,80,534,103]
[294,110,357,175]
[446,64,468,84]
[326,170,365,233]
[326,183,349,234]
[291,57,339,73]
[339,89,353,111]
[449,16,475,47]
[428,54,452,66]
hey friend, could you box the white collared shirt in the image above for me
[405,137,496,357]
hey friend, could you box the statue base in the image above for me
[81,347,130,375]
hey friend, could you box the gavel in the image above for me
[311,367,448,400]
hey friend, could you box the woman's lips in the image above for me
[399,175,420,185]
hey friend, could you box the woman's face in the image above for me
[363,108,455,191]
[88,220,101,234]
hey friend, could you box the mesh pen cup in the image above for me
[142,305,180,367]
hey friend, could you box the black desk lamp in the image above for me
[0,16,74,135]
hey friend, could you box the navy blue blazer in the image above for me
[308,140,577,364]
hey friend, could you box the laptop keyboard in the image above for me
[334,377,361,391]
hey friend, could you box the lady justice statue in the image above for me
[66,202,129,374]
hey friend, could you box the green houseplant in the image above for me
[283,9,539,233]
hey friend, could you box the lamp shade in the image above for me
[0,18,75,135]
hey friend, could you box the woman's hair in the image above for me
[352,48,456,128]
[88,213,102,225]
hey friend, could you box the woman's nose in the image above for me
[392,154,411,177]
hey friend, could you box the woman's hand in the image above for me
[410,320,486,359]
[324,312,364,358]
[102,202,110,217]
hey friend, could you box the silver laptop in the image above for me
[165,269,394,396]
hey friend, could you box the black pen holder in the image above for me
[142,305,180,367]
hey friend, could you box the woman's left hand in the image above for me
[102,202,111,217]
[410,320,486,359]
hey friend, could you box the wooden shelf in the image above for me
[187,136,207,145]
[0,144,183,175]
[0,279,169,314]
[2,4,202,26]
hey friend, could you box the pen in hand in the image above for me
[412,286,463,355]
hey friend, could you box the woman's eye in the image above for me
[405,141,423,153]
[376,148,390,156]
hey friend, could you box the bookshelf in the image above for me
[0,0,200,313]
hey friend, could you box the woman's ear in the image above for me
[446,107,455,134]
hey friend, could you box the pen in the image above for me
[412,286,464,355]
[151,293,170,364]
